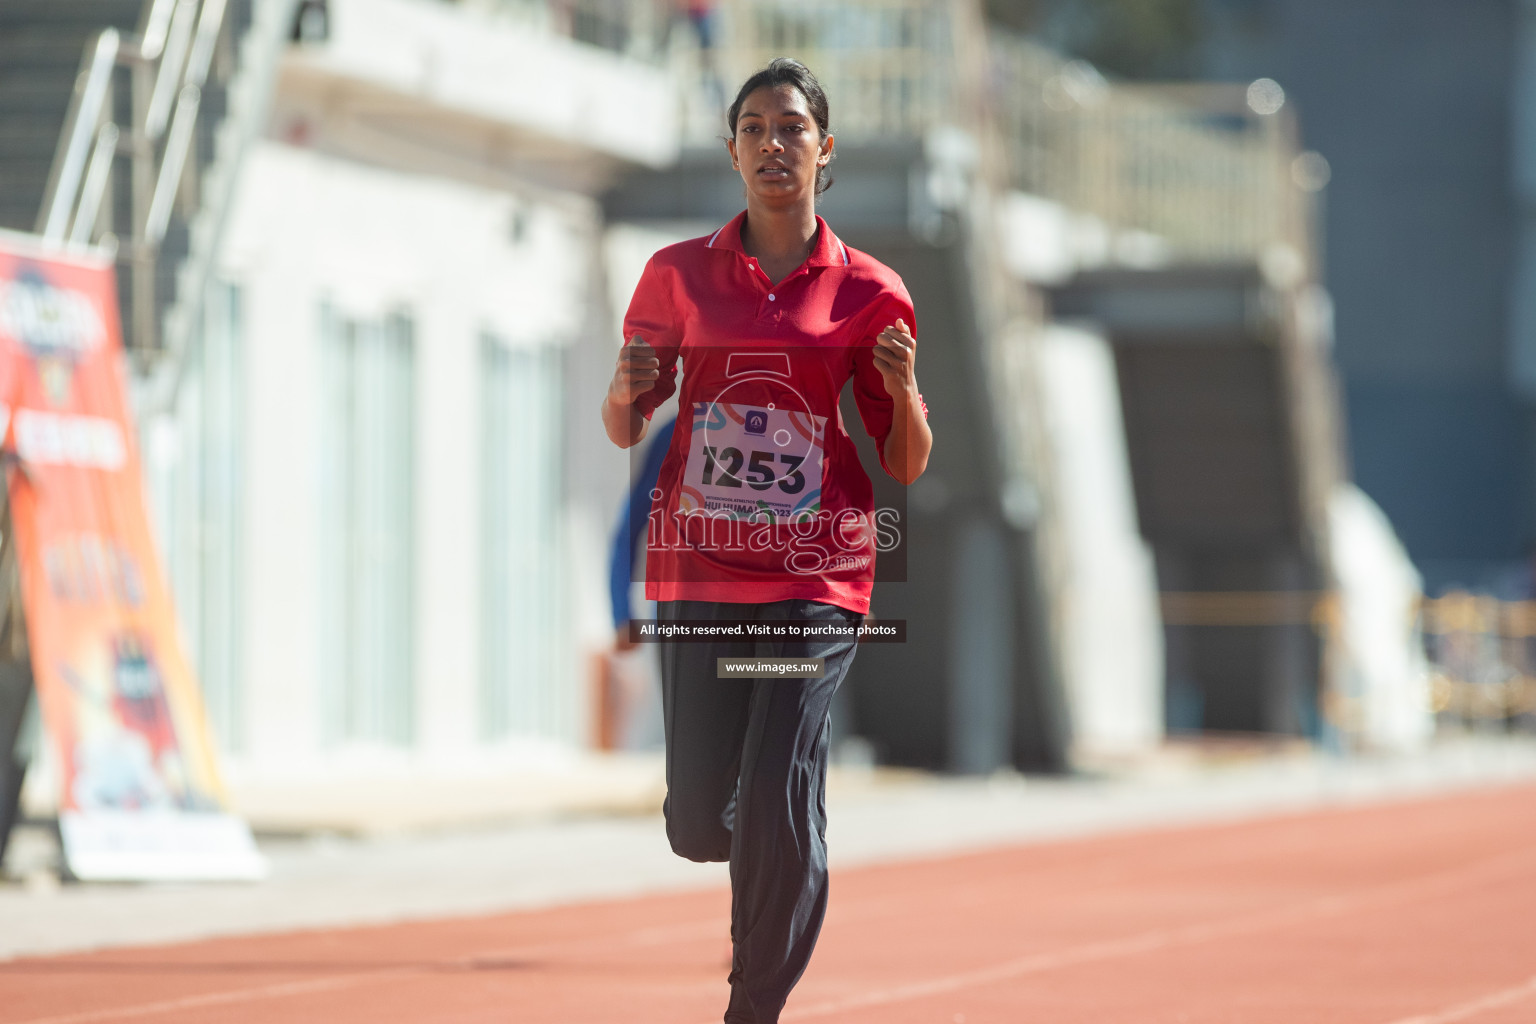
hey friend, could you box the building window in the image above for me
[480,335,563,741]
[163,280,245,753]
[319,304,416,747]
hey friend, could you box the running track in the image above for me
[3,782,1535,1023]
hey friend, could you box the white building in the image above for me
[142,0,681,828]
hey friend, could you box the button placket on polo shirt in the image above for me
[744,257,778,323]
[746,255,818,325]
[764,277,791,324]
[769,265,813,324]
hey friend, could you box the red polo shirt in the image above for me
[623,211,917,615]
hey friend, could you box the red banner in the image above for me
[0,231,261,880]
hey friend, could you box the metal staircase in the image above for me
[0,0,296,863]
[0,2,139,233]
[0,0,296,408]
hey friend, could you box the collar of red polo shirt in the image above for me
[704,211,851,268]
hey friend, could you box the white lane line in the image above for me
[771,845,1536,1022]
[9,973,400,1024]
[1383,975,1536,1024]
[778,900,1334,1021]
[6,913,727,1024]
[14,845,1535,1024]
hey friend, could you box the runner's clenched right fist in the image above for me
[608,335,660,406]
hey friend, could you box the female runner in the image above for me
[600,58,933,1024]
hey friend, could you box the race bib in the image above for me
[678,401,826,522]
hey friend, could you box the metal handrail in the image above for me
[37,0,242,358]
[140,0,181,61]
[40,29,121,243]
[145,0,301,414]
[147,86,202,245]
[70,125,120,246]
[186,0,231,88]
[147,0,199,138]
[142,0,229,246]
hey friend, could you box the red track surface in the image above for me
[4,783,1536,1024]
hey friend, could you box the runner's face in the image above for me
[728,84,832,205]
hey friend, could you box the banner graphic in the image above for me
[0,231,263,880]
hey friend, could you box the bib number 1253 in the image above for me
[700,446,805,494]
[678,402,825,521]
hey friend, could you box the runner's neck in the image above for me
[739,211,819,285]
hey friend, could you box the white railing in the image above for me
[41,0,231,252]
[38,0,298,414]
[698,0,964,143]
[991,33,1305,265]
[39,29,122,244]
[39,0,237,356]
[417,2,1316,266]
[681,0,1310,268]
[462,0,669,62]
[147,0,299,414]
[1421,594,1536,728]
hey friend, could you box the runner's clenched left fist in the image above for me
[871,319,917,399]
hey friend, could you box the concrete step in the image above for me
[0,35,97,71]
[0,123,63,153]
[0,157,53,188]
[0,203,43,234]
[0,203,56,236]
[0,77,80,117]
[0,1,145,30]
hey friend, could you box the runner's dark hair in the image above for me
[726,58,835,197]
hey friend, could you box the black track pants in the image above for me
[657,599,861,1024]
